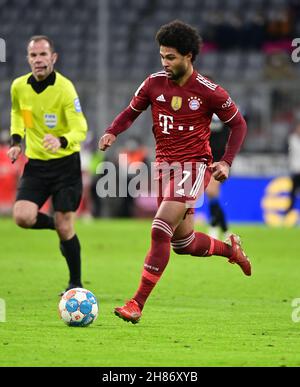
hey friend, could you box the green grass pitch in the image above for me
[0,217,299,367]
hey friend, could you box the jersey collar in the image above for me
[27,71,56,94]
[169,69,198,88]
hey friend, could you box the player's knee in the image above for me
[55,221,73,240]
[13,208,36,228]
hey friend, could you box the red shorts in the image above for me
[155,162,212,213]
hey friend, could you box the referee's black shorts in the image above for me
[16,152,83,212]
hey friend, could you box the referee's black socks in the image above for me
[31,212,55,230]
[60,234,82,286]
[209,199,228,233]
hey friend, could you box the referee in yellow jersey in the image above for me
[7,35,88,293]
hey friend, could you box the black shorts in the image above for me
[16,152,83,212]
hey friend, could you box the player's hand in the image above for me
[7,145,22,164]
[98,133,116,151]
[43,134,61,153]
[209,160,230,182]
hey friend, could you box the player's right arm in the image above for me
[98,78,151,151]
[7,81,24,162]
[99,133,116,151]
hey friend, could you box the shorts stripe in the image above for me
[189,164,206,198]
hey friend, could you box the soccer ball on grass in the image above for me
[58,288,99,327]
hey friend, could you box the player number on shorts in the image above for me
[178,171,191,187]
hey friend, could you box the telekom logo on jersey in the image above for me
[159,114,194,134]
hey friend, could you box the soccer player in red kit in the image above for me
[99,20,251,323]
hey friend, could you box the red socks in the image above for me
[172,231,233,258]
[134,218,173,309]
[133,224,233,310]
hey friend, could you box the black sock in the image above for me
[60,234,82,286]
[219,209,228,233]
[31,212,55,230]
[209,200,228,232]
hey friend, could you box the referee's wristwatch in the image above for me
[59,136,68,149]
[10,134,22,148]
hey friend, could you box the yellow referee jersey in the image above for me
[10,71,88,160]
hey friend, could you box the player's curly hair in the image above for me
[156,20,202,62]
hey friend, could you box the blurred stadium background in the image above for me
[0,0,300,224]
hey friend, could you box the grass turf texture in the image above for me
[0,217,299,367]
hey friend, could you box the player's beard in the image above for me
[168,65,187,81]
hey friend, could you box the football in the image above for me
[58,288,99,327]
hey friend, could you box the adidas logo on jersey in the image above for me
[156,94,166,102]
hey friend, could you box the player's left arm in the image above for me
[209,87,247,181]
[220,111,247,166]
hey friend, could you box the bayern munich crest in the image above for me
[188,97,202,110]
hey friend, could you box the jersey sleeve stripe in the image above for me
[150,71,167,78]
[130,103,144,112]
[222,109,239,123]
[196,75,217,90]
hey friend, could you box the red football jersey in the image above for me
[129,70,238,164]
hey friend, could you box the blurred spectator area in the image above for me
[0,0,300,154]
